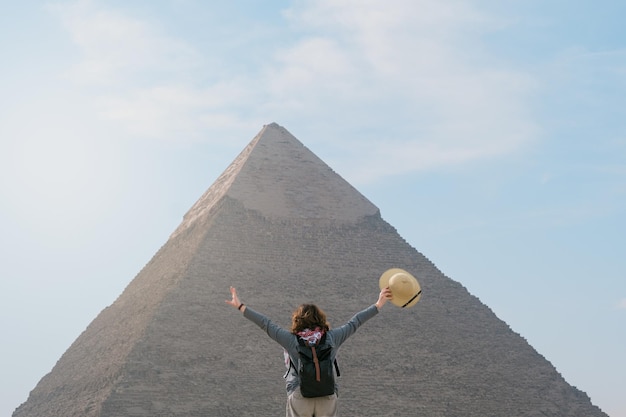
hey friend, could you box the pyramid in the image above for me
[14,123,607,417]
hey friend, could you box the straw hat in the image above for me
[379,268,422,308]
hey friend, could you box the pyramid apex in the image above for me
[171,124,378,237]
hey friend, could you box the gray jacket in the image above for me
[243,304,379,395]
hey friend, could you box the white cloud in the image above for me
[51,1,199,85]
[50,0,539,177]
[617,298,626,310]
[50,1,259,141]
[274,0,538,181]
[95,82,257,139]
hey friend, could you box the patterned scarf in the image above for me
[296,327,325,346]
[284,327,327,369]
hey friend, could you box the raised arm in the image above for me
[225,286,295,349]
[330,287,393,346]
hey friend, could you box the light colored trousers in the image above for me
[286,390,338,417]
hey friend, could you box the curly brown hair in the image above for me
[291,304,330,333]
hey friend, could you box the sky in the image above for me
[0,1,624,416]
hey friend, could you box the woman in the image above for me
[226,285,392,417]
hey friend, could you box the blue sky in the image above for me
[1,1,624,416]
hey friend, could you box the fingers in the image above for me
[381,287,392,299]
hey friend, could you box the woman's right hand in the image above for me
[375,287,392,310]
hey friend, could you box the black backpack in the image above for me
[289,334,340,398]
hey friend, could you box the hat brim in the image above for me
[379,268,422,308]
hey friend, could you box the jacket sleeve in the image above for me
[329,304,379,347]
[243,306,296,350]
